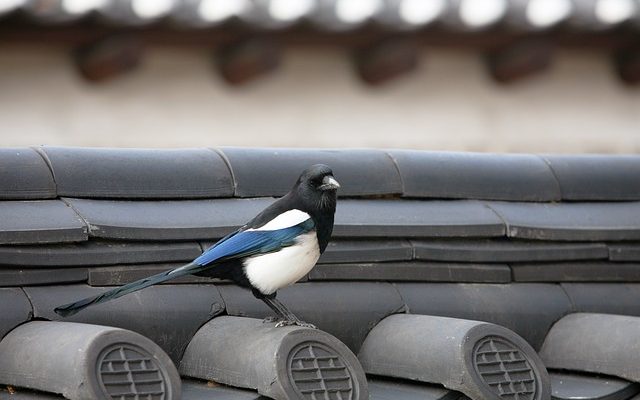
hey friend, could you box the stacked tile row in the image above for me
[1,146,640,287]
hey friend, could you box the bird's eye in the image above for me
[311,176,324,186]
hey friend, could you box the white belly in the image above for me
[243,231,320,295]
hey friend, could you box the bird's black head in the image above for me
[293,164,340,212]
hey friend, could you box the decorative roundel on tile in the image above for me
[288,341,355,400]
[97,344,168,400]
[473,336,538,400]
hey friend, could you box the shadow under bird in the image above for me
[54,164,340,328]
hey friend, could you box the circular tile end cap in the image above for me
[463,325,550,400]
[87,330,181,400]
[275,329,368,400]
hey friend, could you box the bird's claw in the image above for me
[262,314,316,329]
[274,319,316,329]
[295,321,317,329]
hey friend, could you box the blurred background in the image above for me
[0,0,639,152]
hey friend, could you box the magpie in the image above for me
[54,164,340,328]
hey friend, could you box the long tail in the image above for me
[54,262,209,317]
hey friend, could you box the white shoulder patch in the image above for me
[249,209,311,231]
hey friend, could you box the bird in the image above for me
[54,164,340,328]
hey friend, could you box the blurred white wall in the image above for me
[0,45,638,153]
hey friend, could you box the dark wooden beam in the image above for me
[215,38,281,86]
[614,46,640,85]
[74,34,144,82]
[486,39,553,84]
[354,38,419,85]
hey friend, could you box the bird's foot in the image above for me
[274,319,316,329]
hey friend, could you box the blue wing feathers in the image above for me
[194,218,315,266]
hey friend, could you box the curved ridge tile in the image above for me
[540,313,640,382]
[0,321,181,400]
[0,148,56,200]
[388,150,560,201]
[219,147,402,197]
[543,155,640,201]
[40,146,233,199]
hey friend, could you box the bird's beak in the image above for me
[320,175,340,191]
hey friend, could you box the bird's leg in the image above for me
[258,294,316,329]
[253,289,286,323]
[260,296,287,323]
[270,297,317,329]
